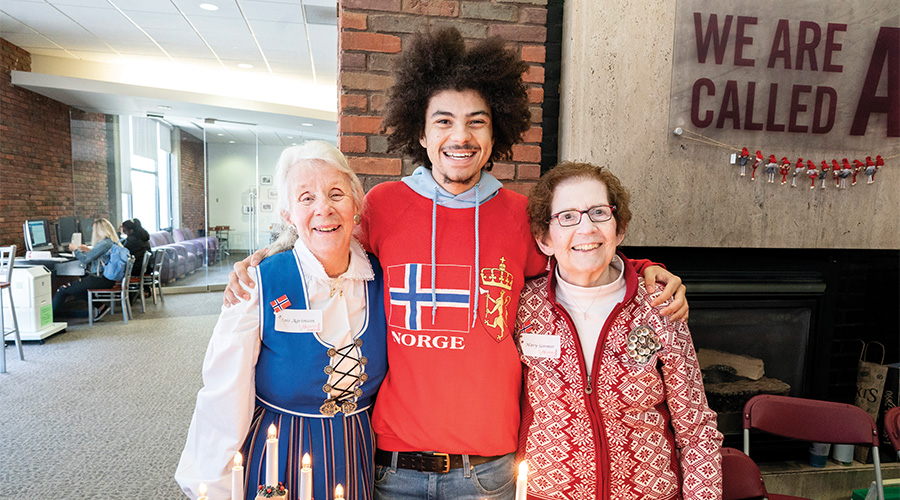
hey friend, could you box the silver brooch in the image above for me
[626,325,661,365]
[319,400,339,416]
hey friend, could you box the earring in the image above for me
[288,224,297,235]
[353,214,361,224]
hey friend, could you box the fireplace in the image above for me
[686,275,825,438]
[624,247,900,461]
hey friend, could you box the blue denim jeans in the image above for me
[374,452,516,500]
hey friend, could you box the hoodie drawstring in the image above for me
[431,187,438,321]
[472,183,480,327]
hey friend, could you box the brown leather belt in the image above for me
[375,449,505,473]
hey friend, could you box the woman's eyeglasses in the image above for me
[548,205,616,227]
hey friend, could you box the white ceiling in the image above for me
[0,0,339,146]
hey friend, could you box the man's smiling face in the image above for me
[419,89,495,195]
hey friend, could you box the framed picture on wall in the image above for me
[268,188,278,199]
[260,202,273,212]
[260,175,273,185]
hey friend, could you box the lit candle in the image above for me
[335,484,345,500]
[514,461,528,500]
[299,453,313,500]
[198,482,208,500]
[266,424,278,487]
[232,452,244,500]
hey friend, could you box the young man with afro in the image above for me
[226,27,687,499]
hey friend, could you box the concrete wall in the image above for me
[559,1,898,250]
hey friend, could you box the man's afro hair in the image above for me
[382,27,532,167]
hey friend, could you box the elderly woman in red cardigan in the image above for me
[515,162,722,500]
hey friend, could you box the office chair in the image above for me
[743,394,884,500]
[0,245,24,373]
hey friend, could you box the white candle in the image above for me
[299,453,313,500]
[198,482,208,500]
[335,484,345,500]
[514,461,528,500]
[232,452,244,500]
[265,424,278,487]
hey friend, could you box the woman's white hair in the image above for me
[269,140,365,253]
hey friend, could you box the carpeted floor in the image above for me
[0,292,222,499]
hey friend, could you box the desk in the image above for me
[19,257,85,293]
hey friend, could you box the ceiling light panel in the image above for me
[171,0,244,19]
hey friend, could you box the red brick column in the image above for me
[337,0,547,196]
[0,38,76,254]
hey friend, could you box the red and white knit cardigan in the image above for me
[515,260,722,500]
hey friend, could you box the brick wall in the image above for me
[337,0,548,196]
[179,130,205,233]
[70,109,110,221]
[0,38,74,255]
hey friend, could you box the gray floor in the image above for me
[0,292,222,499]
[162,250,249,289]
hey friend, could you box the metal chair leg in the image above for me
[8,289,22,361]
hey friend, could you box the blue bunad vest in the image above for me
[241,249,387,500]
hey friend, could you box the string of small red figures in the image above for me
[736,148,885,189]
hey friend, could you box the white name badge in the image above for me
[520,333,561,359]
[275,309,323,333]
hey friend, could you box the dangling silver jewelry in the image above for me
[288,224,297,235]
[353,213,361,224]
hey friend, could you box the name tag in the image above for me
[275,309,323,333]
[520,333,560,359]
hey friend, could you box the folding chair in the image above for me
[0,245,24,373]
[142,249,165,304]
[743,394,884,500]
[88,255,135,326]
[886,406,900,461]
[127,250,152,313]
[721,447,805,500]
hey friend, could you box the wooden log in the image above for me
[697,348,765,381]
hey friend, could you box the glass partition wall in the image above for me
[70,112,307,291]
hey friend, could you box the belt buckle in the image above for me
[432,452,450,473]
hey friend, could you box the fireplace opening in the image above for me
[685,276,825,459]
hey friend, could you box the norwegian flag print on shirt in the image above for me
[387,263,471,333]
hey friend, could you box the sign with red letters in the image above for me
[669,0,898,151]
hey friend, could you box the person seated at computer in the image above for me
[51,218,122,320]
[121,218,151,276]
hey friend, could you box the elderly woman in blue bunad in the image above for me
[176,141,387,500]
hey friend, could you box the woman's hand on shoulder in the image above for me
[223,248,269,306]
[642,266,689,322]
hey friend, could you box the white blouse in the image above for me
[175,239,374,500]
[554,255,626,378]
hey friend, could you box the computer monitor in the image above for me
[23,219,54,252]
[56,216,79,249]
[80,217,94,244]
